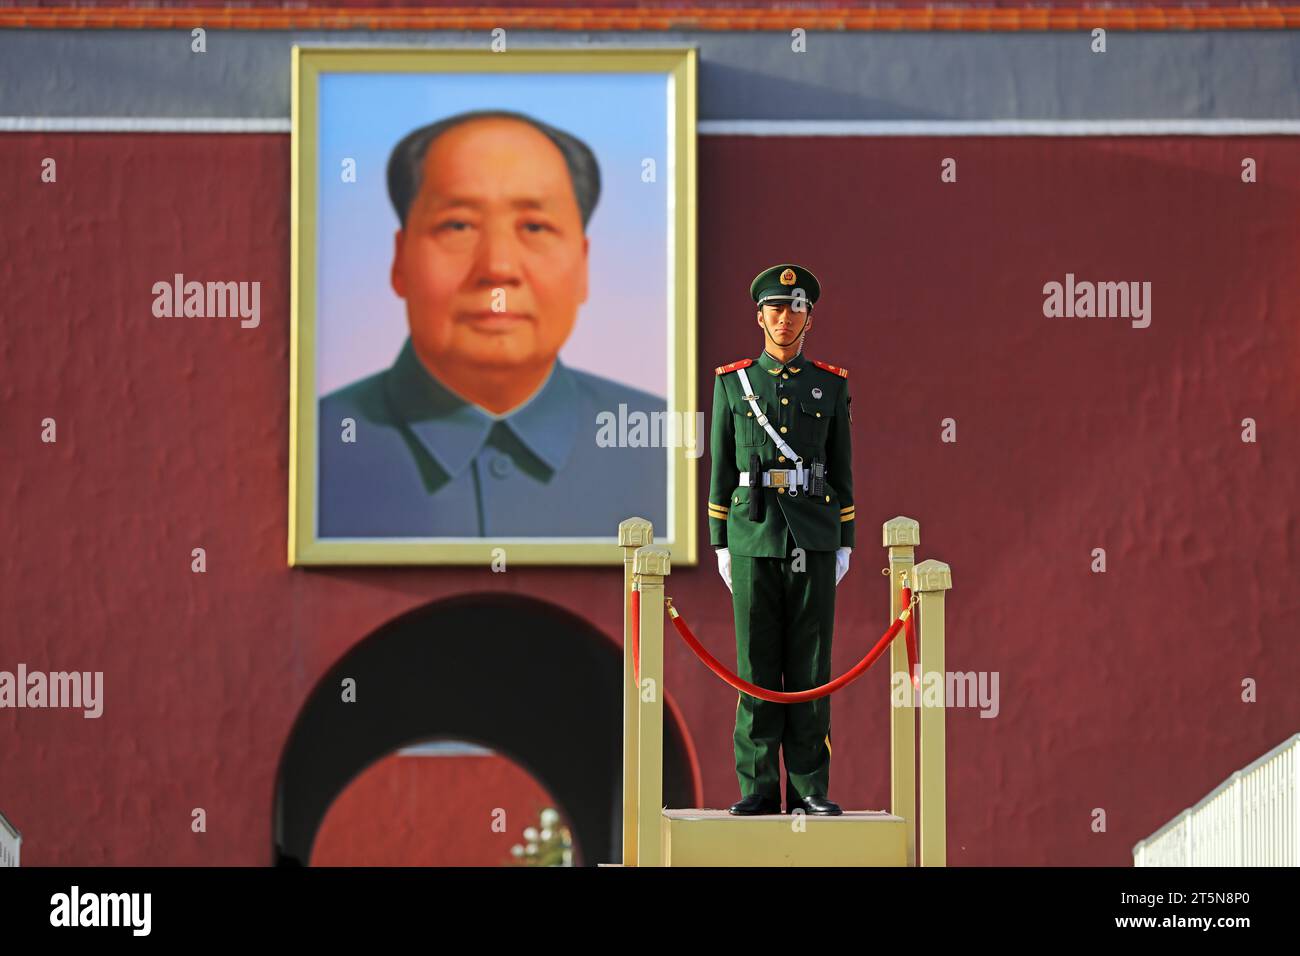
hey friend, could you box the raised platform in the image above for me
[619,520,949,867]
[661,809,908,867]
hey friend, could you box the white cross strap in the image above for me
[735,366,806,495]
[735,366,802,466]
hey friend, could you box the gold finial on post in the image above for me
[618,516,654,550]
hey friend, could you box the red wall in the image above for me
[2,132,1299,865]
[311,754,561,867]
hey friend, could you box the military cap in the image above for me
[750,263,821,310]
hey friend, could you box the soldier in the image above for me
[708,263,855,816]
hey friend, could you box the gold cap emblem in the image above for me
[779,268,797,286]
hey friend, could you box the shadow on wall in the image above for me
[272,592,700,866]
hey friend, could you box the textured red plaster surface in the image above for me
[1,133,1298,865]
[311,753,562,867]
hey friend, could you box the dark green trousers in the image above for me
[730,539,837,807]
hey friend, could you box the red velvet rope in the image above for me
[902,586,920,690]
[667,600,913,704]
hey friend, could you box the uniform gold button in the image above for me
[734,497,739,504]
[777,487,785,494]
[782,374,789,380]
[747,411,753,417]
[816,412,822,418]
[825,495,831,503]
[779,426,787,433]
[781,397,789,405]
[778,455,786,462]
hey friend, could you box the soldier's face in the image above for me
[391,117,590,371]
[757,303,812,347]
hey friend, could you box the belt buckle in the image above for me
[769,470,787,488]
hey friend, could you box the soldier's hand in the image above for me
[834,546,852,586]
[716,547,733,593]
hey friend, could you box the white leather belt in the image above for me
[739,469,808,494]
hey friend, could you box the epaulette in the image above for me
[811,359,848,378]
[715,358,755,375]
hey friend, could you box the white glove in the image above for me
[834,546,852,586]
[716,547,733,593]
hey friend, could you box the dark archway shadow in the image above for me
[272,592,700,866]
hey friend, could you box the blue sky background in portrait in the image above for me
[316,71,669,399]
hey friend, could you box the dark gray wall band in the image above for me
[2,29,1300,121]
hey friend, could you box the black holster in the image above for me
[748,452,765,521]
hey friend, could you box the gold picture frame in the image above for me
[289,46,698,566]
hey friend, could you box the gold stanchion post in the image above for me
[913,558,952,867]
[883,516,920,866]
[633,544,671,866]
[618,518,653,866]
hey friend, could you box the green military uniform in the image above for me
[707,264,855,812]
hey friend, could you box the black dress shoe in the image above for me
[728,794,782,815]
[790,795,843,815]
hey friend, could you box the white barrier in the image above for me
[1133,733,1300,866]
[0,811,20,867]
